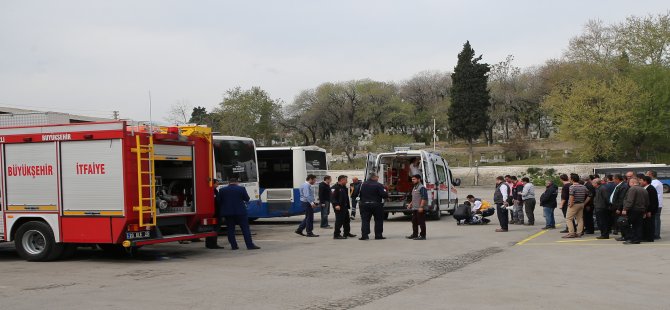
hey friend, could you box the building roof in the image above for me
[0,107,114,127]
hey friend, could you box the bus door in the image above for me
[257,149,294,215]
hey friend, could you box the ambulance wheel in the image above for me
[15,221,64,262]
[447,199,457,215]
[430,204,441,220]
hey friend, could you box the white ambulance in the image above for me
[364,148,461,220]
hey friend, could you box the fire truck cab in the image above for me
[0,122,218,261]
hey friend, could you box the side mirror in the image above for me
[453,178,461,186]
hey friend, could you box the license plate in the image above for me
[126,231,151,240]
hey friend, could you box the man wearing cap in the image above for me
[358,173,388,240]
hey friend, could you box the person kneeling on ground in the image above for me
[464,195,494,225]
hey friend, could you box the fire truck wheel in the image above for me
[15,221,64,262]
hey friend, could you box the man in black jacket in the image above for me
[610,174,629,236]
[318,175,332,229]
[621,178,648,245]
[641,176,659,242]
[358,173,389,240]
[540,180,558,229]
[349,177,362,220]
[332,175,356,239]
[583,175,597,234]
[592,178,611,239]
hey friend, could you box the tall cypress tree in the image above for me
[448,41,491,166]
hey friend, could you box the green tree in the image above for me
[624,64,670,159]
[214,87,281,146]
[189,106,207,123]
[448,41,491,166]
[543,76,648,161]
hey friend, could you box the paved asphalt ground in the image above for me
[0,186,668,310]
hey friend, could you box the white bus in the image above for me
[212,136,262,216]
[256,146,328,217]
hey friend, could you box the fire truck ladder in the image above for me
[133,134,157,228]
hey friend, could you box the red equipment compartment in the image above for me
[61,217,113,243]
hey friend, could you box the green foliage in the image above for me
[213,87,282,146]
[448,41,491,145]
[521,167,562,187]
[544,76,648,162]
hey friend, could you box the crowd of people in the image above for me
[493,170,664,244]
[206,170,663,249]
[293,173,432,241]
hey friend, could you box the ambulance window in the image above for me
[436,164,447,184]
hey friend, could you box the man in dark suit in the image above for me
[641,176,659,242]
[611,174,629,237]
[621,178,649,245]
[218,178,260,250]
[318,175,333,229]
[592,178,611,239]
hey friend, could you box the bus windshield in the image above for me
[305,150,327,170]
[213,139,258,183]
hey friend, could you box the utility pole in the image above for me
[433,118,437,151]
[112,110,119,120]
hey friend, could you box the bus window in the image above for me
[213,140,258,183]
[305,150,327,170]
[257,150,293,189]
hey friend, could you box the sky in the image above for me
[0,0,668,122]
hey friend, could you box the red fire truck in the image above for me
[0,121,219,261]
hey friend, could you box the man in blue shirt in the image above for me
[296,174,319,237]
[218,178,260,250]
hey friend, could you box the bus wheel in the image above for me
[383,212,390,220]
[248,217,259,222]
[15,221,64,262]
[664,184,670,193]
